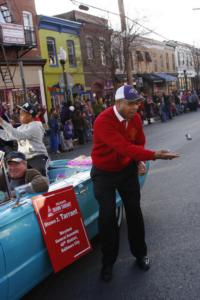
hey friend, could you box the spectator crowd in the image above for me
[0,89,199,155]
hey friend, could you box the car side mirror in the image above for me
[13,183,32,207]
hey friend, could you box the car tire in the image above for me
[116,204,123,227]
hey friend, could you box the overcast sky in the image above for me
[35,0,200,46]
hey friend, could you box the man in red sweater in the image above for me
[91,85,179,282]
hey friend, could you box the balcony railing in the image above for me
[24,26,36,46]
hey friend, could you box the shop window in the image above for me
[67,40,76,67]
[47,38,58,66]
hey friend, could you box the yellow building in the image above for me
[38,15,85,110]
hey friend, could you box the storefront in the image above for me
[178,70,195,91]
[0,63,46,113]
[136,73,164,95]
[136,73,177,95]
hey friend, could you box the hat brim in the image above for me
[128,96,144,102]
[7,158,24,163]
[117,96,144,102]
[17,105,35,116]
[17,105,29,113]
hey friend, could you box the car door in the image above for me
[0,200,52,300]
[74,177,99,240]
[0,242,7,300]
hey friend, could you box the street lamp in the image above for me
[58,47,69,103]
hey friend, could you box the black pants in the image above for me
[27,155,49,176]
[91,162,147,267]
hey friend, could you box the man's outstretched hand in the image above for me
[154,150,180,160]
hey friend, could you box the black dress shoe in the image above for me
[136,256,150,271]
[100,265,113,282]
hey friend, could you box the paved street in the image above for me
[24,111,200,300]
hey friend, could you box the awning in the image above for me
[139,73,164,83]
[156,73,177,82]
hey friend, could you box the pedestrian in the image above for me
[63,119,74,151]
[72,110,85,145]
[91,85,179,282]
[0,102,49,176]
[48,108,60,154]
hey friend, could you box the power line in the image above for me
[70,0,170,40]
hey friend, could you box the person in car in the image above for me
[0,151,49,200]
[0,102,49,176]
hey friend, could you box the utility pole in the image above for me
[118,0,133,85]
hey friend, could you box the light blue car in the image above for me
[0,158,149,300]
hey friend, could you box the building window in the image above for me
[160,54,164,68]
[99,39,106,66]
[181,53,185,65]
[130,53,134,70]
[178,52,181,66]
[136,51,144,62]
[145,51,152,62]
[166,53,169,70]
[86,37,94,60]
[154,59,158,72]
[186,55,189,67]
[115,54,120,69]
[0,6,12,23]
[23,11,33,28]
[172,53,175,70]
[47,38,58,66]
[190,56,193,66]
[67,40,76,67]
[23,11,36,44]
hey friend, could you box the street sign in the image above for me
[1,23,25,44]
[32,186,92,273]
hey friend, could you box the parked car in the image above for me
[0,157,149,300]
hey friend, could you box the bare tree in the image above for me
[87,17,151,91]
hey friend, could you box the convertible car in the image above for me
[0,154,149,300]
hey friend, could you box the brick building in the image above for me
[55,10,113,95]
[0,0,46,112]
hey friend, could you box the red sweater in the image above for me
[91,107,155,172]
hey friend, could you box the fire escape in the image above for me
[0,1,37,90]
[0,3,15,88]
